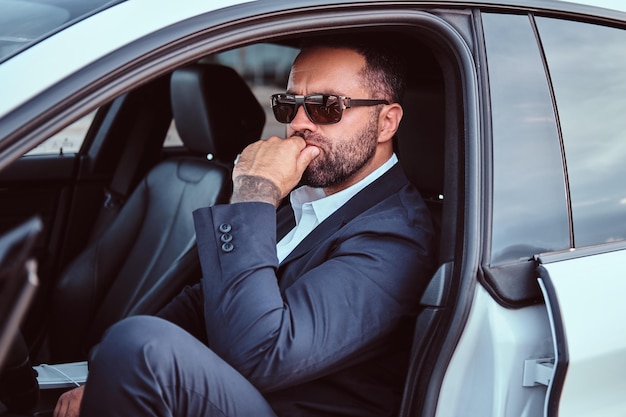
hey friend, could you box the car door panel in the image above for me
[537,246,626,417]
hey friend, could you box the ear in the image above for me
[377,103,403,144]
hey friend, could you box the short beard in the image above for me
[301,113,379,189]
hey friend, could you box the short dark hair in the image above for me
[298,34,407,103]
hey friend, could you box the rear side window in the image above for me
[537,18,626,247]
[483,13,569,265]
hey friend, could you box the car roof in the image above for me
[0,0,246,118]
[557,0,626,12]
[0,0,121,63]
[0,0,624,120]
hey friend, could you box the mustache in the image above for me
[291,131,330,157]
[292,130,327,146]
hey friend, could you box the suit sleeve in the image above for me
[194,199,433,392]
[156,283,207,343]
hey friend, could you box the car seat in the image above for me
[44,63,266,363]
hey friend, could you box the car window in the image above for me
[482,13,570,265]
[25,112,96,155]
[536,17,626,248]
[163,121,183,148]
[26,43,297,155]
[27,111,182,155]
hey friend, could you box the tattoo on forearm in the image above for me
[231,175,282,207]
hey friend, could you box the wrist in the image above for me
[230,175,282,207]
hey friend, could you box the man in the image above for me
[54,36,435,417]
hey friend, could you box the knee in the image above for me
[90,316,180,370]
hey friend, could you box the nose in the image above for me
[288,104,317,133]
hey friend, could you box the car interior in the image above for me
[0,27,464,416]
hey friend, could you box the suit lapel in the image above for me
[276,203,296,242]
[277,164,409,266]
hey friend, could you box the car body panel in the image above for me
[538,245,626,417]
[435,285,552,417]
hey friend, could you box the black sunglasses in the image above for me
[271,93,389,125]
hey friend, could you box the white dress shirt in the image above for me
[276,154,398,263]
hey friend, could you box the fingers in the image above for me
[53,385,84,417]
[54,392,68,417]
[232,135,318,202]
[297,144,320,173]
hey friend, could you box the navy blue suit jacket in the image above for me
[158,163,435,417]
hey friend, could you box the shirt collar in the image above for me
[289,154,398,225]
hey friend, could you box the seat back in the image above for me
[396,81,446,264]
[170,63,266,162]
[45,64,265,362]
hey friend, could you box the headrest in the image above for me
[396,87,445,199]
[170,64,266,163]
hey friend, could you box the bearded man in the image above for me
[55,36,435,417]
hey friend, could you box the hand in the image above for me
[53,385,84,417]
[231,135,319,207]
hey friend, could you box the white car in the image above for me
[1,0,625,416]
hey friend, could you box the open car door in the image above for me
[536,245,626,417]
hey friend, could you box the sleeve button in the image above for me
[221,242,234,253]
[220,233,233,243]
[219,223,232,233]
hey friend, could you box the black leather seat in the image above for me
[397,86,445,242]
[44,63,266,363]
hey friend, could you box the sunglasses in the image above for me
[271,93,389,125]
